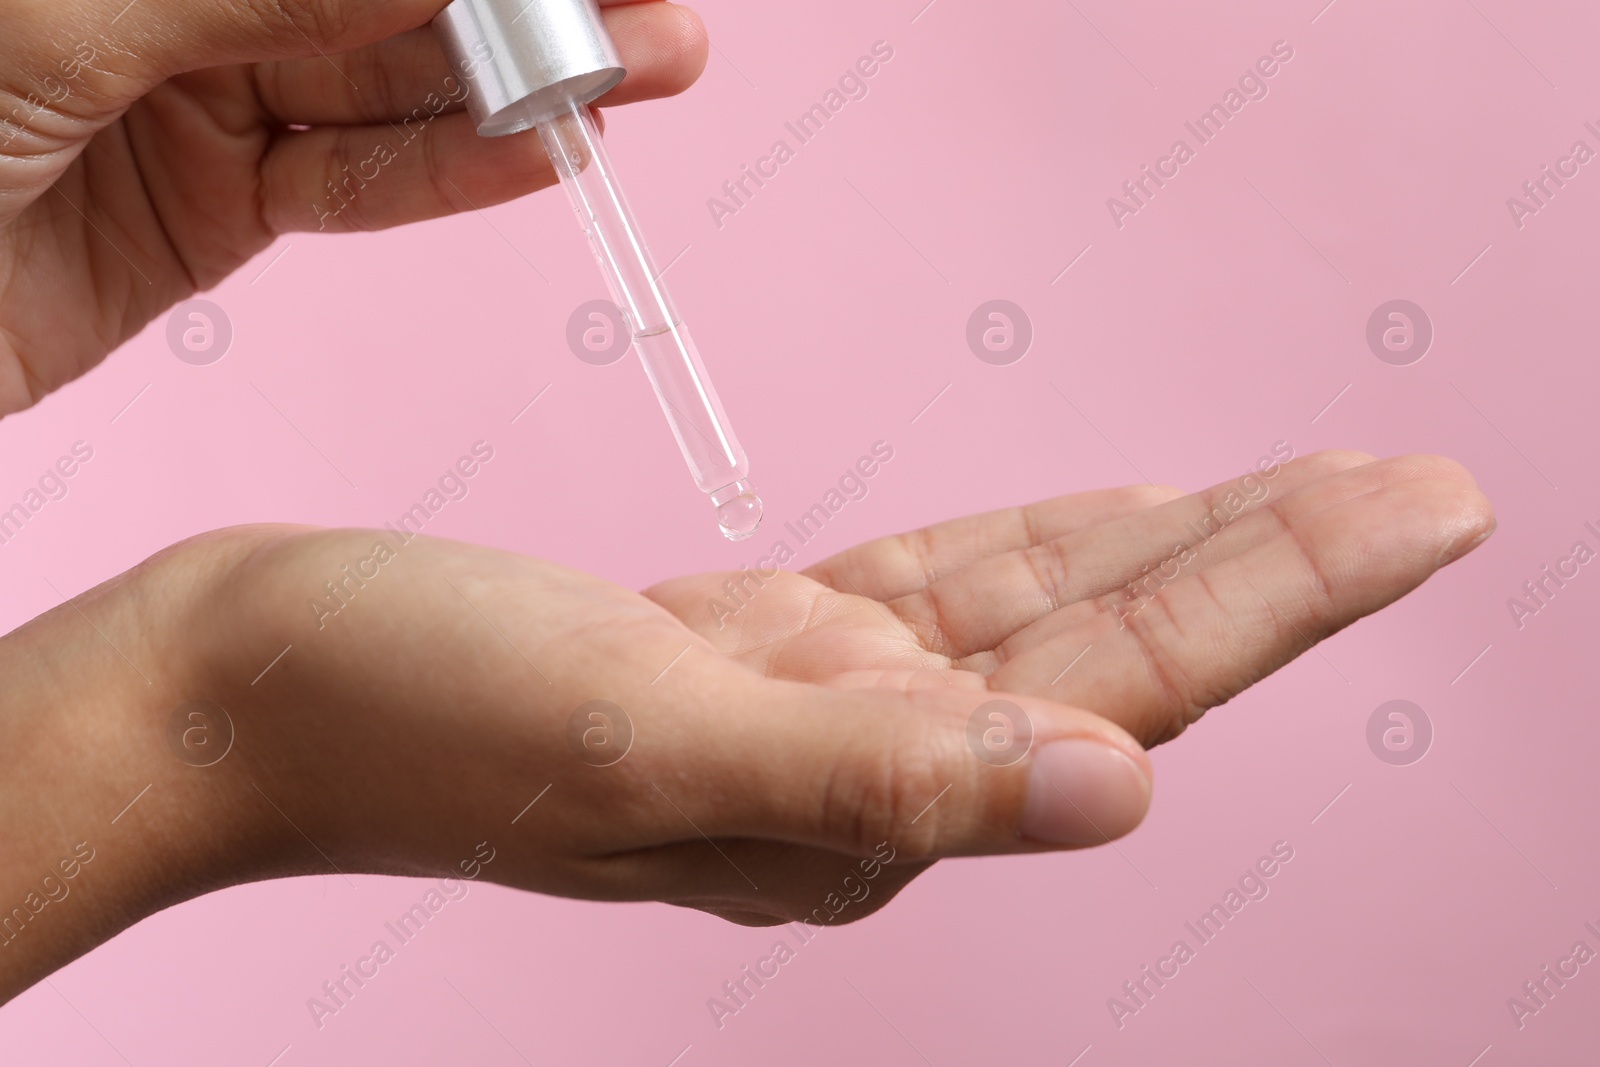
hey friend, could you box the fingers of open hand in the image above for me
[887,450,1376,660]
[803,483,1184,604]
[980,454,1482,664]
[983,458,1494,745]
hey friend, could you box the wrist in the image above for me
[0,529,281,1002]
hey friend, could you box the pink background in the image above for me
[2,0,1596,1061]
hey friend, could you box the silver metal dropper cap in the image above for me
[434,0,625,137]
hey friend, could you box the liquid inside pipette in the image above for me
[538,102,762,543]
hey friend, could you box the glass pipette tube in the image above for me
[537,101,763,542]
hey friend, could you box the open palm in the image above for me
[652,449,1491,748]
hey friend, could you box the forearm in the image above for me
[0,538,269,1003]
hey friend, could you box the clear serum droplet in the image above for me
[714,485,764,543]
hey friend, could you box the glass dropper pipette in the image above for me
[433,0,763,542]
[537,102,763,541]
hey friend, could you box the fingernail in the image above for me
[1020,740,1151,847]
[1438,516,1497,566]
